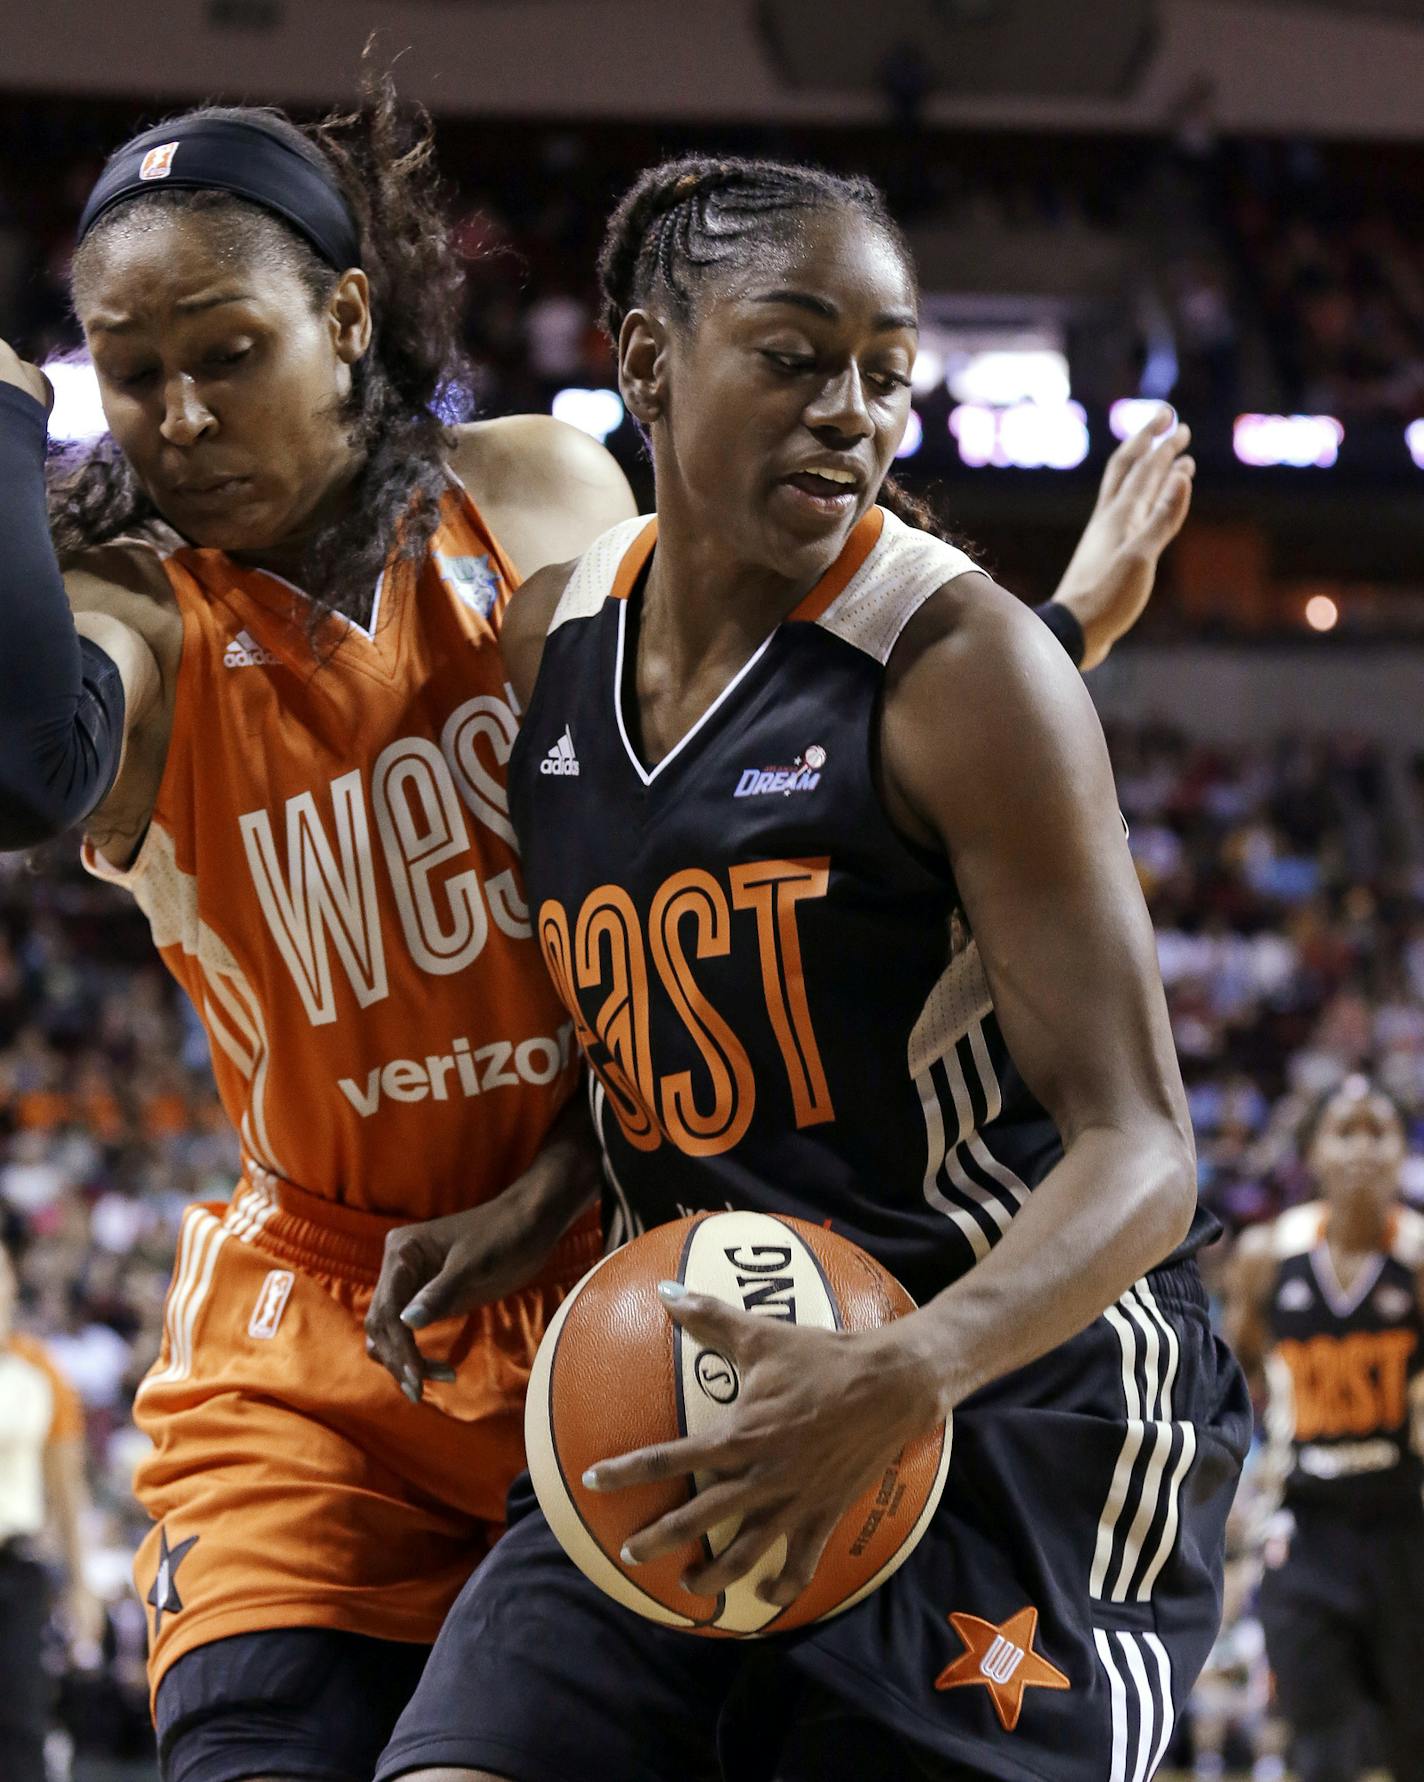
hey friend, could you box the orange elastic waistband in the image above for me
[223,1169,602,1291]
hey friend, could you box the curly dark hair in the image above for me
[49,68,467,635]
[596,153,955,542]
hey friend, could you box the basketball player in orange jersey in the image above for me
[0,94,1191,1782]
[371,159,1246,1782]
[1227,1078,1424,1782]
[0,80,635,1782]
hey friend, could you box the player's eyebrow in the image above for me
[88,290,254,334]
[751,289,918,331]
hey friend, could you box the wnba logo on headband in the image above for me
[139,143,180,182]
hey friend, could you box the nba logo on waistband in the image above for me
[248,1269,295,1340]
[140,142,180,181]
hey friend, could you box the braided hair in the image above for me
[597,155,953,542]
[53,67,467,638]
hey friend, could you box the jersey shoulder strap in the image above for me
[1273,1200,1326,1261]
[549,516,655,635]
[810,508,979,666]
[1389,1205,1424,1268]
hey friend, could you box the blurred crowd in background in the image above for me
[4,87,1422,1782]
[6,103,1424,431]
[2,717,1418,1775]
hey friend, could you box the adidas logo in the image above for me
[223,629,281,669]
[540,725,580,777]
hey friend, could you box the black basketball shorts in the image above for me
[1258,1503,1424,1782]
[155,1627,432,1782]
[376,1255,1250,1782]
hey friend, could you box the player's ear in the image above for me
[618,309,668,427]
[329,269,372,366]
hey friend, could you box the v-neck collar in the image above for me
[609,506,885,786]
[1310,1219,1389,1318]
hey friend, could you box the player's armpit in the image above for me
[877,582,1195,1411]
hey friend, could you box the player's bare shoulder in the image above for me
[449,416,636,579]
[501,557,582,712]
[64,537,182,676]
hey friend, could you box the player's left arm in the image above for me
[448,415,638,582]
[1043,403,1194,669]
[876,582,1194,1393]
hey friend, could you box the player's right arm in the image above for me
[1223,1222,1276,1406]
[0,342,175,863]
[498,556,580,710]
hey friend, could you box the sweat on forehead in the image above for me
[72,192,328,304]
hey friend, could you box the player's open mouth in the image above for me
[779,468,861,515]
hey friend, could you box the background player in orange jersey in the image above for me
[0,74,636,1782]
[1227,1078,1424,1782]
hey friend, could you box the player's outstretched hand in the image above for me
[584,1282,941,1606]
[0,340,53,412]
[366,1196,564,1403]
[1048,402,1195,670]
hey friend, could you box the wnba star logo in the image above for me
[139,141,180,181]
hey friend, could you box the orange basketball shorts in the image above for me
[131,1175,600,1702]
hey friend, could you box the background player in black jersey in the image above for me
[374,158,1249,1782]
[1227,1076,1424,1782]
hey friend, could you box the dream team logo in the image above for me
[733,742,827,799]
[139,141,180,181]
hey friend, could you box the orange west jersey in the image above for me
[86,484,577,1218]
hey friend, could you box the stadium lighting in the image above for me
[1109,398,1170,441]
[551,387,625,444]
[949,401,1090,471]
[909,349,945,398]
[1304,594,1340,633]
[1233,414,1343,469]
[895,409,924,460]
[946,349,1070,409]
[44,356,107,442]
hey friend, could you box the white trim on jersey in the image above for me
[1309,1243,1386,1319]
[612,599,776,789]
[916,1016,1029,1265]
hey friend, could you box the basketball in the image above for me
[525,1210,952,1636]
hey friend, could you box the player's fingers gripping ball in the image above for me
[525,1211,951,1635]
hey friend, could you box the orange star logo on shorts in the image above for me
[934,1605,1070,1732]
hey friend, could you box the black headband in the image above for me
[77,117,362,271]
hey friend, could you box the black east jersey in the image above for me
[510,506,1212,1303]
[384,509,1248,1782]
[1265,1200,1424,1513]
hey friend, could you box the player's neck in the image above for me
[1326,1197,1390,1263]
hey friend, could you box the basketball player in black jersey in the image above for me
[375,158,1250,1782]
[1228,1077,1424,1782]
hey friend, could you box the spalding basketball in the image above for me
[525,1210,951,1636]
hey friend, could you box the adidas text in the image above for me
[541,726,581,776]
[224,629,281,668]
